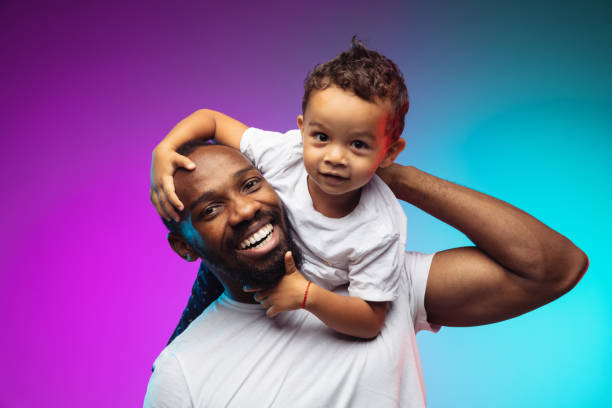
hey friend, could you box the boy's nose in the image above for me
[324,145,347,166]
[228,195,260,226]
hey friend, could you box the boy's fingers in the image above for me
[150,190,166,220]
[159,190,180,222]
[243,286,264,293]
[173,153,196,170]
[266,306,278,318]
[154,190,172,221]
[162,176,184,212]
[284,251,296,274]
[253,290,271,302]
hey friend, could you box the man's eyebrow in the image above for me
[190,190,215,211]
[232,165,257,179]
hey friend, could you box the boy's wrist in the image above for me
[303,282,319,311]
[155,140,176,154]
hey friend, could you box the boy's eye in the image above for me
[351,140,368,149]
[314,132,328,142]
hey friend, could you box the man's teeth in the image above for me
[239,224,273,249]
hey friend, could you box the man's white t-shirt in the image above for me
[144,251,440,408]
[240,128,407,302]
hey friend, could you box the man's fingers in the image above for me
[284,251,296,274]
[266,306,278,318]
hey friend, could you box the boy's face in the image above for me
[298,85,404,199]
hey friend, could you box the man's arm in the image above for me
[379,164,588,326]
[144,354,192,408]
[151,109,248,221]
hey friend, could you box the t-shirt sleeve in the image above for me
[239,127,302,179]
[347,233,404,302]
[404,251,441,333]
[144,352,193,408]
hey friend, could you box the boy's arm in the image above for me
[246,252,387,339]
[151,109,248,221]
[305,287,387,339]
[377,164,588,326]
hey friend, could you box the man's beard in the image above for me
[196,209,304,289]
[224,226,303,288]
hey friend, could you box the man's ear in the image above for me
[379,138,406,168]
[168,233,199,262]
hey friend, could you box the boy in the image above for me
[152,38,408,339]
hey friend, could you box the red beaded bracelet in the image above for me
[301,281,312,309]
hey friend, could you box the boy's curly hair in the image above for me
[302,37,409,142]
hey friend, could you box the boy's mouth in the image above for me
[319,172,349,185]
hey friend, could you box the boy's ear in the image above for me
[168,233,199,262]
[379,138,406,168]
[297,114,304,132]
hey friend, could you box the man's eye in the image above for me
[244,178,261,191]
[201,206,219,218]
[314,133,328,142]
[351,140,368,149]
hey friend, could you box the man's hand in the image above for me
[244,252,309,318]
[150,144,196,222]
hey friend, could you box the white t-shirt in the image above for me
[240,128,407,302]
[144,251,439,408]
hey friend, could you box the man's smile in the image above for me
[238,223,274,249]
[235,224,280,258]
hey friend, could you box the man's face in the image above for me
[174,145,291,287]
[298,85,394,198]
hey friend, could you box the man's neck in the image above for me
[207,263,258,304]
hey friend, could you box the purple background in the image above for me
[2,1,610,407]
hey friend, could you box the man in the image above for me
[144,142,586,407]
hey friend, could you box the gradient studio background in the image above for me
[1,1,610,406]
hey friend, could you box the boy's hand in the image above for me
[244,252,310,317]
[150,144,196,222]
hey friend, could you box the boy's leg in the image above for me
[167,261,224,344]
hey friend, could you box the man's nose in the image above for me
[324,144,347,166]
[228,195,260,226]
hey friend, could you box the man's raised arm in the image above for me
[379,164,588,326]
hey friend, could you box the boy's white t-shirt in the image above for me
[240,127,407,302]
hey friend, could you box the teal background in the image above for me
[396,3,611,407]
[1,1,609,406]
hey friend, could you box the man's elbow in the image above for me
[548,246,589,298]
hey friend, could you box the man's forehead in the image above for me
[174,145,256,204]
[191,144,251,167]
